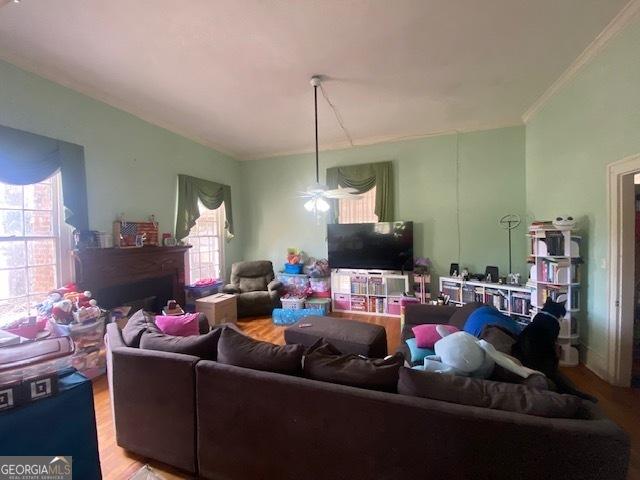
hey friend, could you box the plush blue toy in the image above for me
[417,325,540,379]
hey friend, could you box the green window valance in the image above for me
[0,124,89,230]
[175,174,234,241]
[325,161,394,222]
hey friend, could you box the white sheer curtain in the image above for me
[338,186,378,223]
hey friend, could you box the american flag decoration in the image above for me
[113,215,159,247]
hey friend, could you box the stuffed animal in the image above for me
[37,292,62,318]
[420,326,541,379]
[52,299,73,324]
[552,215,576,228]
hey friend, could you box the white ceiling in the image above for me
[0,0,629,159]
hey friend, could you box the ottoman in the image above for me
[284,316,387,358]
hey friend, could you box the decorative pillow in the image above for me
[479,324,518,354]
[405,338,435,364]
[139,325,224,360]
[303,342,404,393]
[398,367,582,418]
[463,306,522,338]
[121,309,160,347]
[217,327,304,375]
[155,313,200,336]
[412,324,459,348]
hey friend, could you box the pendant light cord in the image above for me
[320,83,354,147]
[314,85,319,183]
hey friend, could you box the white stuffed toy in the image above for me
[419,325,541,379]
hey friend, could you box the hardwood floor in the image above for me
[94,314,640,479]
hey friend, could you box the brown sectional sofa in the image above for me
[106,316,630,480]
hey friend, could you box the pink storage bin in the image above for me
[387,297,402,315]
[334,294,350,310]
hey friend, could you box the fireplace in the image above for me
[72,246,191,312]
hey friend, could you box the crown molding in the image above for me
[239,121,522,161]
[522,0,640,124]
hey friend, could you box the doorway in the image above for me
[607,153,640,387]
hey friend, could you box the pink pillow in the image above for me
[412,324,459,349]
[155,313,200,336]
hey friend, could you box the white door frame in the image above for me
[607,153,640,387]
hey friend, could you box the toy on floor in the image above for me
[419,325,541,379]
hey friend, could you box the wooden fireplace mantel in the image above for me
[72,246,191,307]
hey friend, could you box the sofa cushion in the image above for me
[479,324,518,354]
[217,327,304,375]
[303,342,404,393]
[463,306,522,337]
[239,277,268,293]
[448,302,483,330]
[412,324,459,348]
[398,367,582,418]
[121,309,160,347]
[405,338,435,364]
[139,325,224,360]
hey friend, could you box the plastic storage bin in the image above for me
[185,281,223,312]
[284,263,304,274]
[304,298,331,315]
[272,308,324,326]
[281,297,306,309]
[309,277,331,292]
[333,294,350,311]
[387,297,402,315]
[277,273,310,296]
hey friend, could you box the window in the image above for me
[186,202,225,284]
[0,172,71,325]
[338,185,378,224]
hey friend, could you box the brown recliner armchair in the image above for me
[223,260,284,318]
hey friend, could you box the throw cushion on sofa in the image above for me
[121,309,160,347]
[405,338,435,364]
[397,367,582,418]
[463,306,522,337]
[139,325,225,360]
[412,324,459,349]
[217,327,304,375]
[155,313,200,336]
[303,342,404,393]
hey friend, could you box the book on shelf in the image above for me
[441,281,461,302]
[485,288,508,311]
[538,258,577,284]
[511,292,531,316]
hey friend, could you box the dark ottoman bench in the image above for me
[284,316,387,358]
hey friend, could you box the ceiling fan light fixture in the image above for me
[304,197,330,213]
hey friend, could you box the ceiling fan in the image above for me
[301,76,360,215]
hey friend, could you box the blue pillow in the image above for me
[463,305,522,337]
[405,337,435,364]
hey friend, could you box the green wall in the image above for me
[525,17,640,369]
[0,60,245,278]
[242,126,527,285]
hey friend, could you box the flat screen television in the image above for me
[327,221,414,271]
